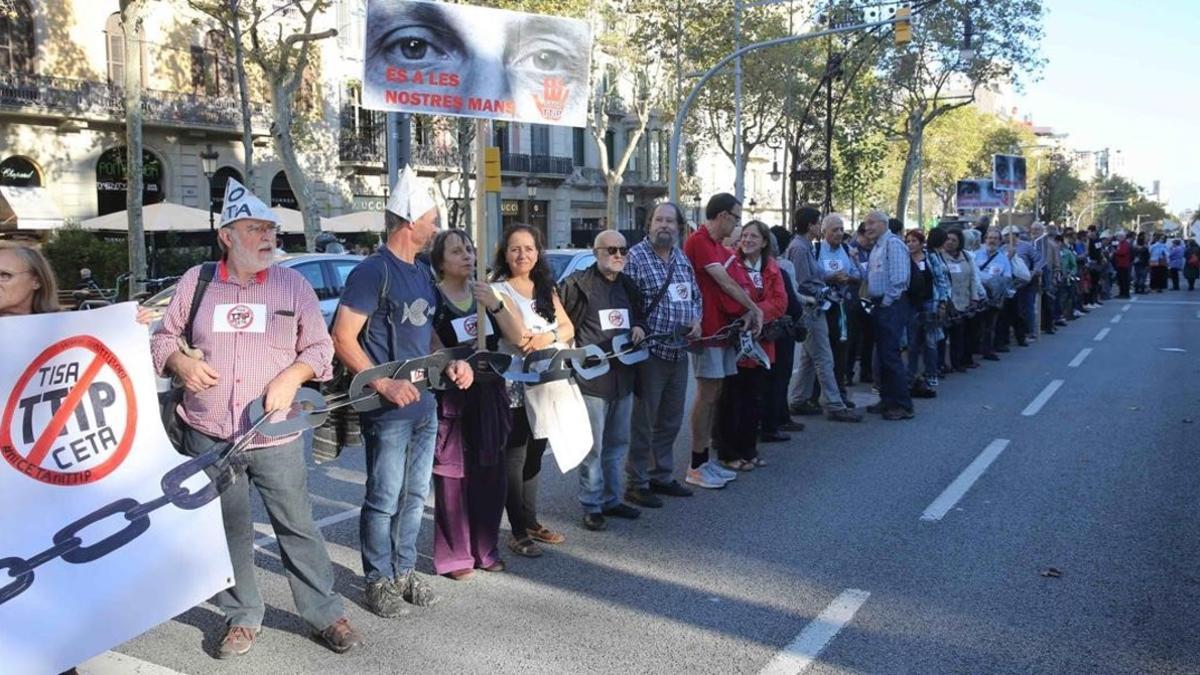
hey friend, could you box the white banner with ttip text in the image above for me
[0,303,231,675]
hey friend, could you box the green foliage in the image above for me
[42,227,129,292]
[1035,154,1085,224]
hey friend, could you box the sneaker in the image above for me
[983,353,1000,361]
[625,487,665,508]
[866,402,887,414]
[685,465,727,489]
[582,513,607,531]
[826,408,863,423]
[365,578,408,618]
[603,503,642,519]
[704,460,738,482]
[882,407,914,420]
[317,617,363,654]
[396,570,438,608]
[217,625,260,659]
[789,400,823,416]
[759,431,790,442]
[649,479,694,497]
[781,420,806,432]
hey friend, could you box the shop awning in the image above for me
[272,207,336,234]
[323,210,384,233]
[80,202,216,233]
[0,186,64,231]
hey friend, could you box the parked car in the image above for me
[544,248,596,283]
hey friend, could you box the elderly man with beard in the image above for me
[623,203,702,507]
[151,179,363,658]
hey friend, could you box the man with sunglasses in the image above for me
[151,179,363,658]
[560,230,648,530]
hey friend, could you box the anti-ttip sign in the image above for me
[363,0,592,127]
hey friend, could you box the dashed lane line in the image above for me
[1094,328,1111,342]
[758,589,872,675]
[920,439,1011,522]
[1021,380,1065,417]
[1110,314,1123,324]
[1068,348,1093,368]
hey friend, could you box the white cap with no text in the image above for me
[385,166,437,222]
[219,178,278,228]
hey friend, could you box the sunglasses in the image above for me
[595,246,629,257]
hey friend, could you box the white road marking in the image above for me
[1130,296,1138,302]
[759,589,871,675]
[255,506,361,549]
[1022,380,1065,417]
[1110,314,1123,324]
[1196,310,1200,319]
[1094,328,1111,342]
[1068,348,1093,368]
[1125,299,1200,305]
[1160,347,1187,353]
[920,439,1010,522]
[1121,304,1131,312]
[79,650,187,674]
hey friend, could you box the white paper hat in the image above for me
[219,178,278,227]
[385,166,437,222]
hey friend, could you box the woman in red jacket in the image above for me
[712,220,788,471]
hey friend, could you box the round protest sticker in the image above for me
[226,304,254,330]
[464,315,478,337]
[608,310,625,328]
[1,335,137,486]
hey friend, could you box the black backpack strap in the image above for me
[183,262,217,345]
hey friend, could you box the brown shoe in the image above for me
[217,625,260,659]
[482,559,506,572]
[526,525,565,545]
[318,617,363,654]
[446,568,475,581]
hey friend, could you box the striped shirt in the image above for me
[151,261,334,446]
[624,240,701,361]
[867,231,911,305]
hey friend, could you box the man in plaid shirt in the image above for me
[623,202,702,507]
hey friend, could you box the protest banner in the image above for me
[363,0,593,126]
[956,179,1015,210]
[0,303,231,675]
[992,154,1028,192]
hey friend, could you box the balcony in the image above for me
[339,125,385,167]
[411,143,459,169]
[501,153,574,176]
[0,72,271,133]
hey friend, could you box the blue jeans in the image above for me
[183,427,343,631]
[360,409,439,583]
[906,304,939,386]
[872,295,913,411]
[579,393,633,513]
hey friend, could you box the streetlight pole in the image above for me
[734,0,744,204]
[199,143,219,260]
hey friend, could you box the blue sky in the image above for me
[1015,0,1199,215]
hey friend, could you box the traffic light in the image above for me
[894,6,912,45]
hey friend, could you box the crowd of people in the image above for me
[4,169,1195,665]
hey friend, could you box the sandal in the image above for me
[721,459,754,472]
[749,457,768,468]
[508,537,543,558]
[481,559,506,573]
[526,525,565,545]
[446,568,475,581]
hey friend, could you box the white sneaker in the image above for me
[704,460,738,482]
[686,465,727,489]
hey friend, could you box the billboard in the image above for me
[363,0,593,126]
[957,179,1014,210]
[992,154,1028,191]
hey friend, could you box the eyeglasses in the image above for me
[726,211,742,223]
[238,222,281,236]
[0,270,31,283]
[595,246,629,257]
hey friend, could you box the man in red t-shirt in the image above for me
[682,193,763,489]
[1113,231,1133,298]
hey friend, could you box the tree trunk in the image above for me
[606,175,623,231]
[229,0,254,187]
[894,112,923,221]
[121,0,146,294]
[458,118,473,231]
[271,92,318,251]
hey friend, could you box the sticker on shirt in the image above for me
[667,282,691,303]
[917,260,927,271]
[948,263,963,273]
[748,270,763,289]
[213,303,266,333]
[402,298,433,326]
[600,309,630,331]
[823,259,844,274]
[451,314,494,344]
[988,266,1002,276]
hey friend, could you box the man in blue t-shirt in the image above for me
[332,168,473,618]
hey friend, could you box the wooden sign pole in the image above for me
[474,118,490,351]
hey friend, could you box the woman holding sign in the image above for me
[428,230,524,579]
[0,245,59,317]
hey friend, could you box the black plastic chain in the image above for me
[0,414,270,606]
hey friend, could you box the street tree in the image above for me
[120,0,149,295]
[187,0,257,188]
[247,0,336,251]
[1035,153,1085,224]
[864,0,1045,219]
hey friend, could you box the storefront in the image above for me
[0,156,63,233]
[95,147,165,216]
[501,199,548,241]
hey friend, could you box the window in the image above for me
[331,260,360,291]
[531,124,550,157]
[292,262,330,299]
[0,0,34,74]
[271,171,297,209]
[493,122,509,153]
[105,13,125,84]
[572,127,586,167]
[604,130,615,169]
[209,166,243,214]
[648,130,662,182]
[204,30,232,97]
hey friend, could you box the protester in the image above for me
[864,210,913,420]
[975,228,1013,362]
[561,230,647,530]
[0,245,59,316]
[332,168,474,616]
[904,228,946,397]
[624,203,700,507]
[153,179,362,656]
[1185,239,1200,291]
[712,220,787,470]
[1148,233,1169,293]
[995,227,1028,350]
[787,209,861,423]
[845,223,875,384]
[1167,238,1185,291]
[760,225,806,441]
[428,229,517,580]
[941,228,981,371]
[683,193,761,489]
[489,224,575,555]
[811,213,860,409]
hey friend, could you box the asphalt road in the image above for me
[85,294,1200,675]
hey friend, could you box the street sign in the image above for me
[362,0,593,126]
